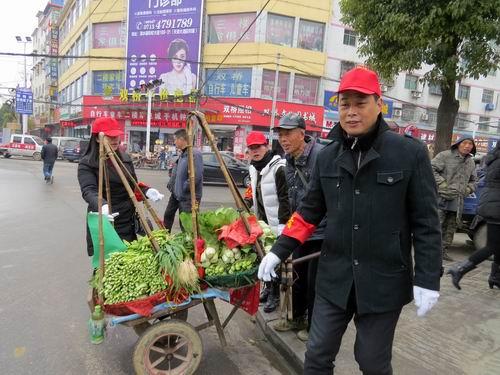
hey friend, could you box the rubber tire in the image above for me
[243,174,251,188]
[473,223,487,250]
[133,319,202,375]
[33,152,42,161]
[4,153,11,158]
[133,309,188,336]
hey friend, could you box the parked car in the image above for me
[168,152,250,187]
[0,134,44,160]
[62,139,89,162]
[51,136,83,159]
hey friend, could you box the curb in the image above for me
[255,307,305,375]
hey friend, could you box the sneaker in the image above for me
[273,317,307,332]
[296,329,309,342]
[263,293,279,313]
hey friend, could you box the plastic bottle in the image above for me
[89,305,105,344]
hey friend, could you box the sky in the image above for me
[0,0,48,103]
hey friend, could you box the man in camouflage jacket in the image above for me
[431,138,477,261]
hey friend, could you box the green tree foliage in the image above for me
[0,102,17,127]
[340,0,500,154]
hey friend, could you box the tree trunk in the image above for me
[434,81,459,155]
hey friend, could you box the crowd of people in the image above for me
[75,66,500,374]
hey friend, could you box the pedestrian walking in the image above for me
[78,117,164,256]
[159,147,167,170]
[447,141,500,289]
[245,130,290,313]
[275,113,326,341]
[163,129,203,232]
[258,67,442,375]
[41,137,58,184]
[431,137,477,261]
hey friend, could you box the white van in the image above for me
[0,134,45,160]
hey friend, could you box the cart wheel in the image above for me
[133,309,188,336]
[133,320,202,375]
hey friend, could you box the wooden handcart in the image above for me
[89,111,263,375]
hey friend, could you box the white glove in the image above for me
[258,252,281,282]
[413,286,439,317]
[100,204,119,221]
[146,188,164,202]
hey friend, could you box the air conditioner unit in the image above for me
[411,90,422,99]
[393,109,402,117]
[485,103,495,111]
[421,113,429,121]
[380,84,388,92]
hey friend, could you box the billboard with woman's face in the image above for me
[125,0,204,95]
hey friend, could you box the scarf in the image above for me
[251,150,275,172]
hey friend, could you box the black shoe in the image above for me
[447,260,476,290]
[259,284,271,303]
[488,262,500,289]
[263,284,279,313]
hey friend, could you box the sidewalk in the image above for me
[256,234,500,375]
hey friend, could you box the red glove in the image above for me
[134,182,150,202]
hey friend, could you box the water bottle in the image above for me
[89,305,105,344]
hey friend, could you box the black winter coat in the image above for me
[274,118,442,314]
[41,143,58,163]
[477,147,500,223]
[78,152,138,256]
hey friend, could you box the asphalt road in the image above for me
[0,157,295,375]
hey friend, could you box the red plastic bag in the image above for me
[218,215,264,249]
[195,238,205,279]
[229,281,260,316]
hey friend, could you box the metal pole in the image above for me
[22,42,28,134]
[268,53,281,143]
[145,88,153,157]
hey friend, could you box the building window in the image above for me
[343,29,357,46]
[292,75,319,104]
[266,13,294,47]
[340,61,355,77]
[93,22,126,48]
[458,84,470,100]
[402,104,416,121]
[298,19,324,51]
[208,13,256,44]
[261,69,290,101]
[482,89,494,104]
[81,28,88,54]
[488,68,496,77]
[82,73,88,95]
[478,116,490,132]
[427,109,438,125]
[93,70,123,95]
[404,75,418,91]
[456,113,469,129]
[428,83,442,96]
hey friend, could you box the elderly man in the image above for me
[259,67,442,375]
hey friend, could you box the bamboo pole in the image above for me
[103,162,112,217]
[101,138,161,253]
[186,116,199,242]
[187,111,265,260]
[97,132,106,305]
[107,146,165,230]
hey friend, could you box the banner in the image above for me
[125,0,204,95]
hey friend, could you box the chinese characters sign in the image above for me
[205,68,252,97]
[93,22,126,48]
[208,13,256,43]
[266,13,294,47]
[297,19,324,51]
[261,70,289,101]
[323,90,394,118]
[293,75,319,105]
[93,71,123,95]
[15,88,33,115]
[125,0,204,95]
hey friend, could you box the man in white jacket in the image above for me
[244,131,290,313]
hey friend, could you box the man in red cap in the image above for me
[245,130,290,313]
[259,67,442,374]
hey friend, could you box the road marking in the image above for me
[14,347,26,358]
[2,264,14,268]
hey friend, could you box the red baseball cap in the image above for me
[246,131,268,147]
[91,117,124,137]
[338,67,382,97]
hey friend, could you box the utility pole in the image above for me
[15,36,32,134]
[268,53,281,144]
[140,78,163,157]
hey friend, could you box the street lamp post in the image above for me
[137,79,163,157]
[15,36,32,134]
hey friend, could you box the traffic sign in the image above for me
[15,88,33,115]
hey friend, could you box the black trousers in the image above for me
[292,240,320,328]
[304,290,402,375]
[469,223,500,264]
[163,195,192,232]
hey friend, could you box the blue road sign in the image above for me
[15,88,33,115]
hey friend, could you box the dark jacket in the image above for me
[174,148,203,202]
[285,136,325,241]
[41,143,58,164]
[273,117,442,314]
[78,150,138,256]
[477,146,500,223]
